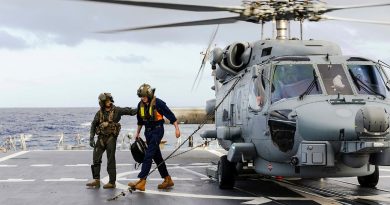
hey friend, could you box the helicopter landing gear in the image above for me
[218,155,236,189]
[358,165,379,188]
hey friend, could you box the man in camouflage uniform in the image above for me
[86,93,137,189]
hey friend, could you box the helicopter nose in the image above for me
[355,106,390,139]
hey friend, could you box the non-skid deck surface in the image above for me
[1,150,390,205]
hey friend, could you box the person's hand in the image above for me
[135,133,140,139]
[175,128,181,138]
[89,137,95,148]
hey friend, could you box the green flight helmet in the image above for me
[137,83,155,99]
[98,93,114,107]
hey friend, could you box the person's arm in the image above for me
[116,107,138,116]
[156,99,180,138]
[135,125,143,139]
[135,102,144,138]
[173,121,180,138]
[89,112,99,147]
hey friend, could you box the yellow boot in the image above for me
[128,179,146,191]
[86,179,100,188]
[158,176,174,189]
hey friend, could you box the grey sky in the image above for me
[0,0,390,107]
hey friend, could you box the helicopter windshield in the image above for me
[317,64,354,95]
[348,64,388,97]
[271,64,322,103]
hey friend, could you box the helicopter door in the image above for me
[234,84,246,125]
[248,65,268,140]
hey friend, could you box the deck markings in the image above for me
[103,170,311,204]
[188,163,212,166]
[179,167,209,178]
[117,163,133,166]
[0,164,17,167]
[118,177,193,181]
[206,149,224,157]
[64,164,90,167]
[44,178,88,182]
[31,164,52,167]
[241,198,272,204]
[0,151,29,163]
[0,178,35,182]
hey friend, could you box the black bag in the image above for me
[131,137,147,163]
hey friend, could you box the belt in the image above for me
[145,124,162,131]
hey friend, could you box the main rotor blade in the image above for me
[322,15,390,26]
[327,3,390,12]
[81,0,244,12]
[98,16,241,33]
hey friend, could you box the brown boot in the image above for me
[86,179,100,188]
[103,182,116,189]
[158,176,174,189]
[128,179,146,191]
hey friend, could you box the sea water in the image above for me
[0,108,215,150]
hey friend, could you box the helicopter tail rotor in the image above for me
[192,24,220,91]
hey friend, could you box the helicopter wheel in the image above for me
[357,165,379,188]
[218,155,236,189]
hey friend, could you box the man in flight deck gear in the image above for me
[86,93,137,189]
[128,84,181,191]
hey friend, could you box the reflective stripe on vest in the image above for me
[139,97,163,121]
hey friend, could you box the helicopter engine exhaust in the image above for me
[212,42,252,78]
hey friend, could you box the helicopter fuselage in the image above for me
[207,39,390,178]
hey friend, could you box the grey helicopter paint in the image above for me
[81,0,390,189]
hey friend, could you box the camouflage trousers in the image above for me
[91,134,117,183]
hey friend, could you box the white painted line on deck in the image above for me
[31,164,52,167]
[44,178,88,182]
[0,178,35,182]
[166,163,180,166]
[380,168,390,172]
[206,149,224,157]
[0,164,17,167]
[117,163,133,166]
[64,164,90,167]
[118,177,193,181]
[0,151,29,163]
[103,171,310,204]
[179,167,209,178]
[188,163,212,166]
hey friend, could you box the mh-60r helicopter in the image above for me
[82,0,390,189]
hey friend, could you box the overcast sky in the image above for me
[0,0,390,108]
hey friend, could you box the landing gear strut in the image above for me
[218,155,236,189]
[358,165,379,188]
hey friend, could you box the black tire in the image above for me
[358,165,379,188]
[218,155,236,189]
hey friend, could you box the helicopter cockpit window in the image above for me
[249,69,266,110]
[348,64,387,97]
[271,64,322,103]
[317,64,354,95]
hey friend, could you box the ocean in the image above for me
[0,108,215,151]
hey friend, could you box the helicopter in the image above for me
[81,0,390,189]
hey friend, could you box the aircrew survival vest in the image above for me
[95,109,121,136]
[139,97,164,122]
